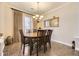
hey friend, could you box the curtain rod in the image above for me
[11,8,34,16]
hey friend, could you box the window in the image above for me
[23,16,32,33]
[44,20,50,27]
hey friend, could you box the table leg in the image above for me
[37,40,38,56]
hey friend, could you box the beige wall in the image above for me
[0,3,5,34]
[73,3,79,50]
[74,3,79,36]
[43,3,79,50]
[0,3,13,38]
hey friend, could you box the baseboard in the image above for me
[75,47,79,51]
[52,40,79,51]
[52,40,72,47]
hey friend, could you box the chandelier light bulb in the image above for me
[40,16,43,18]
[33,16,35,18]
[36,14,39,17]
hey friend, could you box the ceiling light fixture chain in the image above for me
[37,2,39,14]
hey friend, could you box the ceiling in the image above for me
[8,2,68,15]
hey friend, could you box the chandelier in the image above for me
[32,2,44,20]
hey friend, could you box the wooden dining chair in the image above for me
[47,30,53,48]
[19,29,30,55]
[19,30,27,55]
[37,30,47,53]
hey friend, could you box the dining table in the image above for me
[24,32,40,56]
[25,32,37,37]
[24,31,48,56]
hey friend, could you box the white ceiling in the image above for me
[8,2,68,15]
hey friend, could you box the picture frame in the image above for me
[44,16,59,27]
[50,16,59,27]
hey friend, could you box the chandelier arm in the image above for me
[32,2,43,20]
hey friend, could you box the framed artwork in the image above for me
[50,16,59,27]
[44,16,59,27]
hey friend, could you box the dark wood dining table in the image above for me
[24,32,42,56]
[25,32,37,37]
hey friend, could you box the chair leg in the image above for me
[46,43,47,51]
[44,42,47,53]
[44,45,46,53]
[30,48,32,56]
[29,43,34,56]
[37,41,38,56]
[49,40,51,48]
[30,46,33,56]
[42,38,46,53]
[21,43,22,50]
[23,44,25,55]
